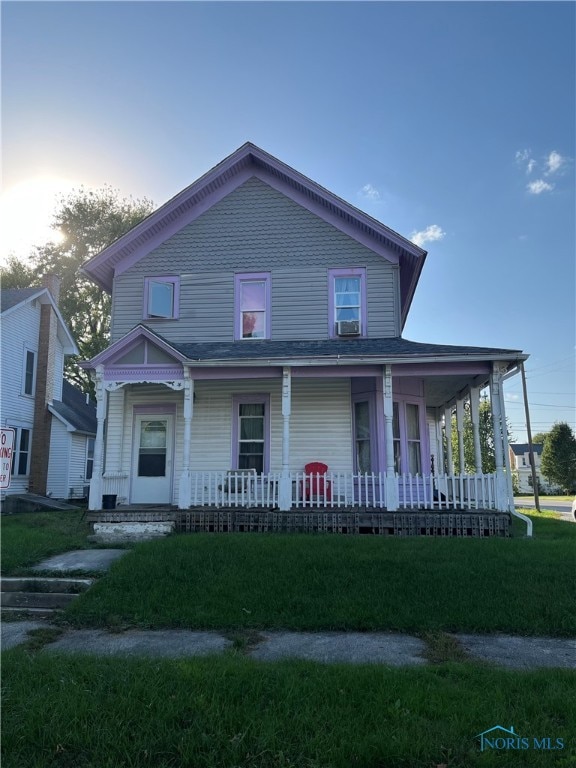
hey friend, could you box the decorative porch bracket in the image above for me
[278,366,292,511]
[382,365,399,511]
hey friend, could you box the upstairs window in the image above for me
[144,277,179,319]
[235,273,271,340]
[328,268,367,337]
[23,349,36,396]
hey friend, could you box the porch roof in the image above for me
[167,336,526,365]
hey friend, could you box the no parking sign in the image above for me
[0,428,15,489]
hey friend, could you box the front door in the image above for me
[131,415,174,504]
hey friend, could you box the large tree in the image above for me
[0,255,38,290]
[450,397,514,474]
[6,187,153,392]
[540,422,576,493]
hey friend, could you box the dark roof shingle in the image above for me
[50,380,97,434]
[0,287,43,313]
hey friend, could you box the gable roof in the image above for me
[510,442,543,456]
[0,287,78,354]
[79,324,188,369]
[81,142,427,328]
[48,380,97,435]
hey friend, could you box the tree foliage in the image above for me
[540,422,576,493]
[0,255,39,290]
[5,187,153,392]
[531,432,548,445]
[450,397,513,474]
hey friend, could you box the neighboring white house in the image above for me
[0,279,95,501]
[509,443,556,494]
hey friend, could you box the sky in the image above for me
[1,1,575,442]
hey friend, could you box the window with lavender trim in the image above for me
[235,273,271,340]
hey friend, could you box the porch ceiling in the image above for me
[424,375,488,408]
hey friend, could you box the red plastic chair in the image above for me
[302,462,332,502]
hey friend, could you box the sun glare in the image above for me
[0,176,76,264]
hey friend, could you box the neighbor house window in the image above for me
[85,438,95,480]
[232,395,270,473]
[11,428,31,476]
[328,268,367,337]
[23,349,36,396]
[144,277,179,319]
[234,273,271,340]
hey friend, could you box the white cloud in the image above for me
[359,183,381,200]
[526,159,536,175]
[545,150,564,175]
[410,224,445,248]
[515,149,531,165]
[505,393,520,402]
[527,179,554,195]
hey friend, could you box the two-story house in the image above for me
[509,443,557,494]
[81,143,527,514]
[0,280,96,503]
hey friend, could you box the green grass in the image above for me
[63,512,576,636]
[1,510,90,575]
[2,650,575,768]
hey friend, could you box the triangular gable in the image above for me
[80,325,187,370]
[80,143,426,325]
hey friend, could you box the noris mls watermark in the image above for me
[477,725,564,752]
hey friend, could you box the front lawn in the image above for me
[3,650,574,768]
[64,512,576,636]
[1,511,90,575]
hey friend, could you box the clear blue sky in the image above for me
[2,1,575,441]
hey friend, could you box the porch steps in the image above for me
[176,509,511,537]
[1,577,94,613]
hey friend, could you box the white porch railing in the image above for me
[185,471,499,511]
[101,472,129,505]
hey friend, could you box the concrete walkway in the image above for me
[3,549,573,668]
[2,620,575,668]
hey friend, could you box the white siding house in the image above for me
[0,284,95,502]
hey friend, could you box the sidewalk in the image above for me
[3,620,575,668]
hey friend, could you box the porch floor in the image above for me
[87,507,511,537]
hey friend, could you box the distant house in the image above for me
[79,142,528,513]
[0,278,96,501]
[509,443,555,493]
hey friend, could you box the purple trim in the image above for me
[143,276,180,320]
[392,362,491,376]
[328,268,367,338]
[234,272,271,340]
[81,325,188,368]
[188,367,282,379]
[231,393,270,473]
[133,404,177,415]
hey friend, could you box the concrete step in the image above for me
[1,577,93,593]
[1,577,95,612]
[1,592,78,609]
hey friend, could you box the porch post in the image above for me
[88,365,107,511]
[435,408,445,474]
[444,406,454,475]
[278,366,292,511]
[455,398,465,474]
[178,369,194,509]
[469,386,482,473]
[383,365,398,511]
[490,364,509,511]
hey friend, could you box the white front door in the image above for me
[131,415,174,504]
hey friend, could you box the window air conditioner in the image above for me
[337,320,361,336]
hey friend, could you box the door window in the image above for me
[138,420,167,477]
[354,401,372,472]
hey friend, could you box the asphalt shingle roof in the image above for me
[0,287,43,313]
[50,380,97,435]
[167,336,523,362]
[510,443,544,455]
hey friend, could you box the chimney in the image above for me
[29,278,61,495]
[42,273,61,306]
